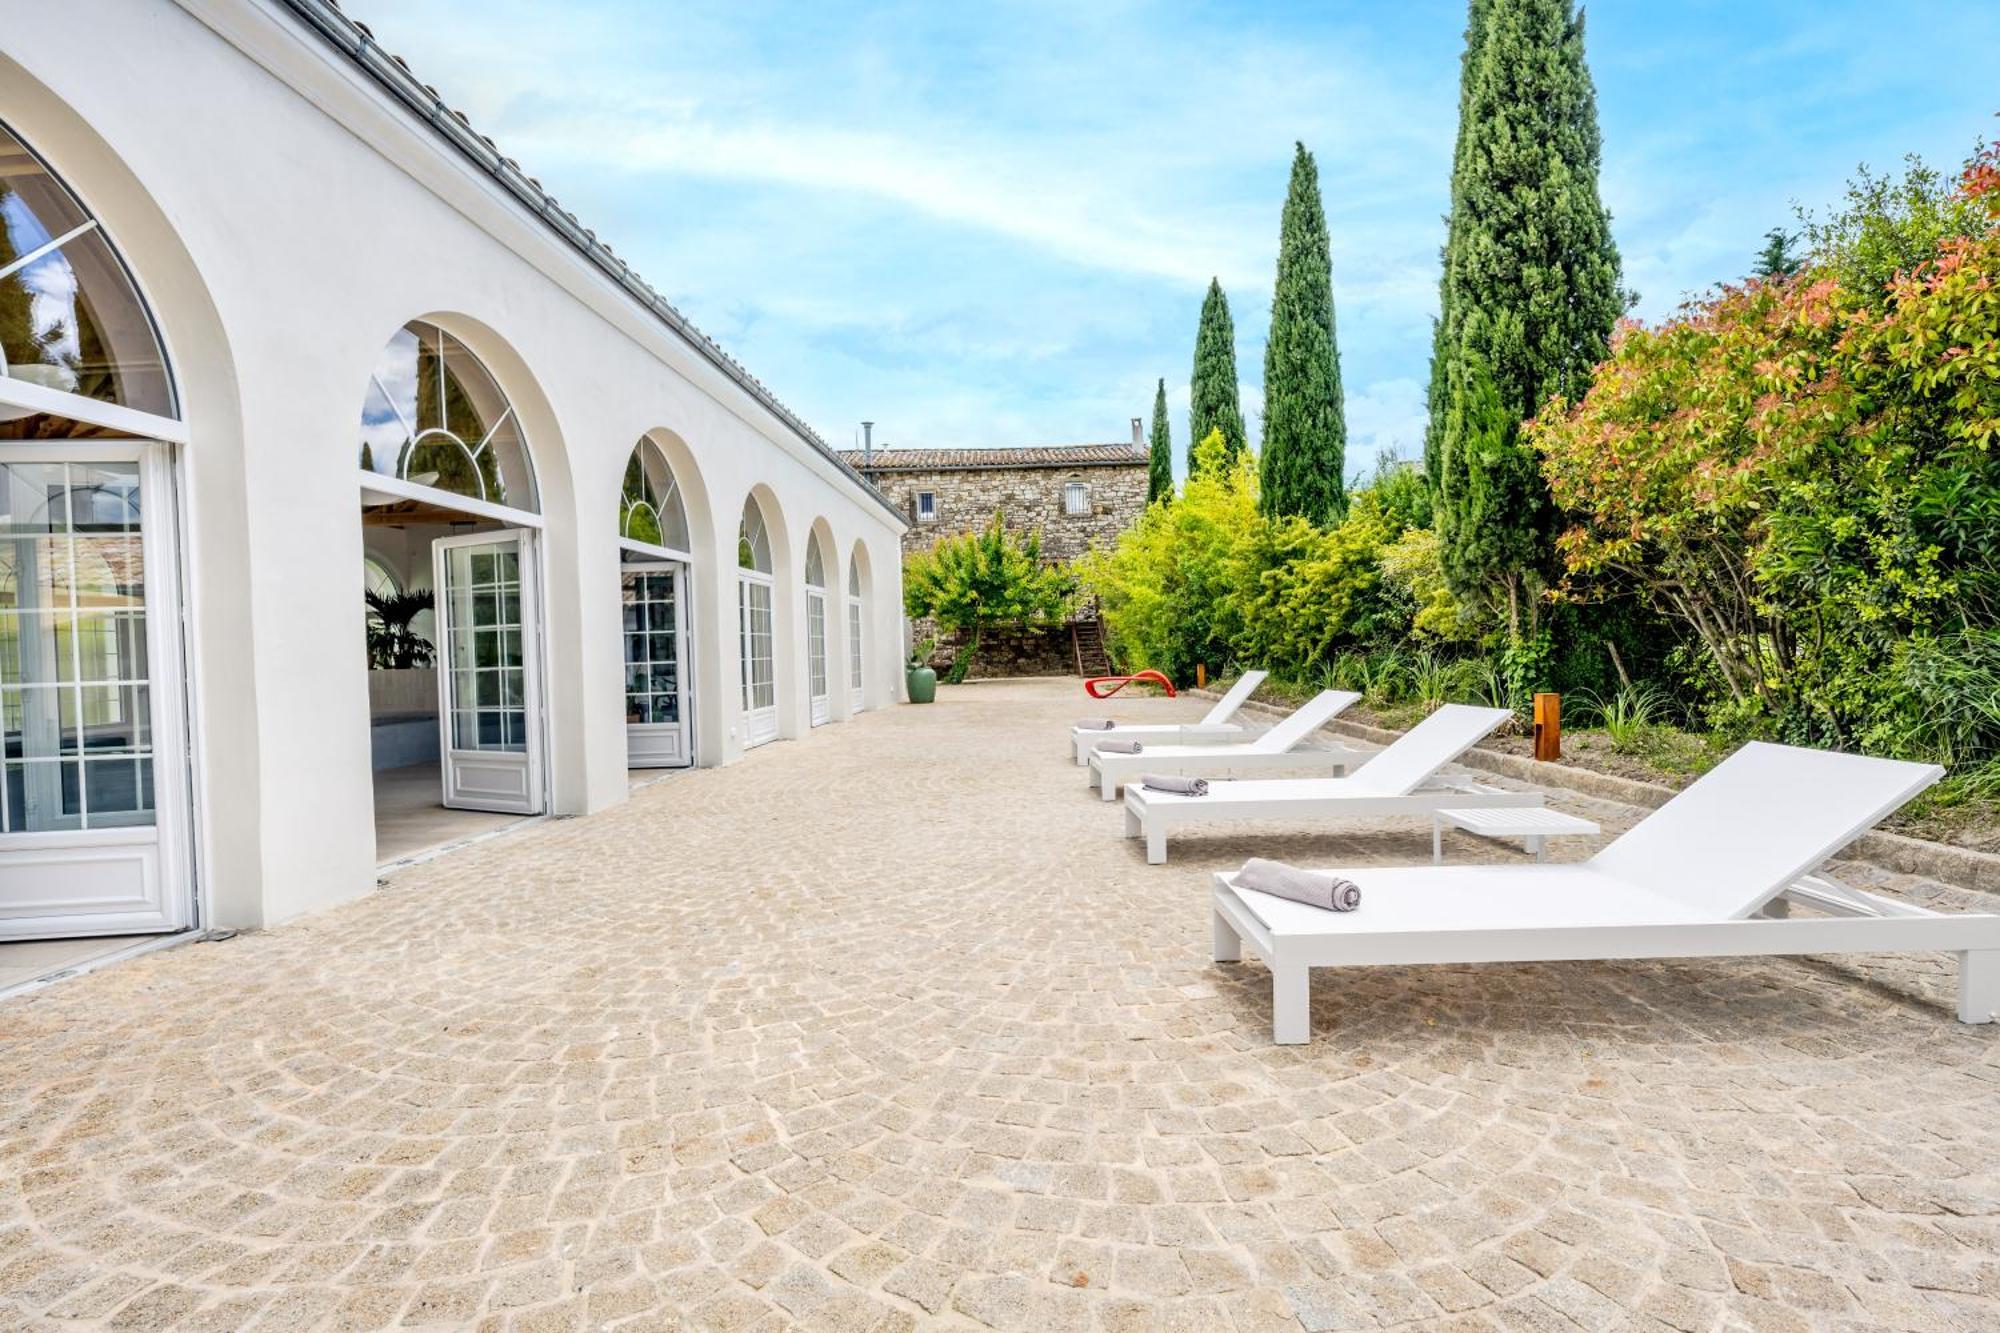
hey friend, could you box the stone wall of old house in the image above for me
[871,464,1148,562]
[913,623,1077,679]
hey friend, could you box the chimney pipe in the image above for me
[862,421,874,468]
[1130,417,1144,448]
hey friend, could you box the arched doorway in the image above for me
[618,438,694,768]
[804,530,831,727]
[358,318,547,836]
[0,118,193,941]
[736,495,778,747]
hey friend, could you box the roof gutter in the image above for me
[270,0,905,526]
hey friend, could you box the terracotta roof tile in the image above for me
[837,444,1149,472]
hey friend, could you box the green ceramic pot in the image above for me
[905,666,937,703]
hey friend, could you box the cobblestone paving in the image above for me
[3,678,1998,1331]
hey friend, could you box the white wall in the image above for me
[0,0,907,930]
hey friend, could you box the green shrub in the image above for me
[1076,430,1256,683]
[904,512,1076,682]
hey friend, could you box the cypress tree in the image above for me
[1428,0,1624,633]
[1750,227,1802,281]
[1259,142,1347,524]
[1187,278,1248,474]
[1147,378,1173,503]
[1423,0,1489,495]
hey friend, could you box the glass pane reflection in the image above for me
[0,122,175,426]
[0,460,155,831]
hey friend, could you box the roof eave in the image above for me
[269,0,906,528]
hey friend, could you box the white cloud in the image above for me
[1345,377,1427,464]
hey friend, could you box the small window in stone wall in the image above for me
[915,490,938,522]
[1063,481,1090,516]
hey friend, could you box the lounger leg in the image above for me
[1959,950,1999,1024]
[1100,771,1119,801]
[1526,834,1546,862]
[1432,816,1443,866]
[1211,908,1241,964]
[1145,823,1167,865]
[1123,807,1140,839]
[1271,964,1310,1044]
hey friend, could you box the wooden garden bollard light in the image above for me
[1533,692,1561,761]
[1196,664,1207,690]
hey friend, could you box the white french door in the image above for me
[623,561,691,768]
[432,528,545,814]
[806,588,830,726]
[737,573,777,747]
[0,444,193,940]
[847,596,864,712]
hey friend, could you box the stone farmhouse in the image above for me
[840,424,1152,564]
[840,424,1154,676]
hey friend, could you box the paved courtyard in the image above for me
[3,678,1998,1332]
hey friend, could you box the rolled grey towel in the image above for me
[1141,773,1208,796]
[1075,719,1117,730]
[1097,739,1143,754]
[1236,858,1361,912]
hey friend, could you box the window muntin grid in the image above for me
[622,570,681,726]
[847,596,863,694]
[737,498,772,572]
[803,532,825,587]
[619,439,690,552]
[807,589,828,702]
[442,542,528,752]
[0,121,176,431]
[737,579,774,713]
[360,320,538,511]
[0,460,154,831]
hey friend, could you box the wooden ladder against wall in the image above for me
[1071,618,1113,677]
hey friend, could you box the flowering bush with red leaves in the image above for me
[1529,144,2000,760]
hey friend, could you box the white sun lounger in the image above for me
[1209,741,2000,1043]
[1071,670,1270,765]
[1123,703,1534,855]
[1089,689,1366,800]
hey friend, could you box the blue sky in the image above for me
[364,1,1999,469]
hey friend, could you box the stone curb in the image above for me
[1205,690,2000,895]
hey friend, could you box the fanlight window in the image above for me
[359,320,537,511]
[738,498,772,573]
[362,556,400,598]
[0,120,174,435]
[619,439,690,552]
[804,533,826,588]
[848,554,861,597]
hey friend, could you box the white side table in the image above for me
[1433,806,1601,863]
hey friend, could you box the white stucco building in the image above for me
[0,0,907,945]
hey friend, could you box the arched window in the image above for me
[362,555,400,599]
[619,438,690,553]
[804,532,826,588]
[359,319,537,511]
[738,499,772,573]
[0,120,175,437]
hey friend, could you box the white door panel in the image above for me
[738,575,776,747]
[433,528,545,814]
[0,446,192,941]
[807,589,829,727]
[624,562,691,768]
